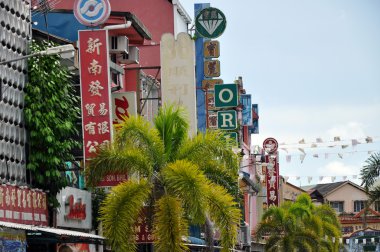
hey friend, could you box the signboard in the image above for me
[217,110,237,130]
[204,60,220,78]
[207,111,218,129]
[214,84,239,108]
[249,104,259,134]
[202,79,223,90]
[0,185,48,226]
[204,40,220,58]
[79,29,112,166]
[135,207,154,243]
[266,155,279,207]
[195,7,227,38]
[241,94,252,126]
[57,187,92,229]
[74,0,111,27]
[263,138,278,154]
[206,92,216,111]
[112,92,137,125]
[222,132,238,147]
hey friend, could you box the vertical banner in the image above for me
[241,94,252,126]
[160,33,197,136]
[249,104,259,134]
[79,29,112,162]
[265,155,279,207]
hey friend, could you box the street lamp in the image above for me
[0,44,75,65]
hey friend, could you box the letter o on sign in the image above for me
[219,88,233,103]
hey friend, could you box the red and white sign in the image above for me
[266,155,279,207]
[112,92,137,125]
[74,0,111,27]
[0,185,48,226]
[79,29,112,163]
[263,137,278,154]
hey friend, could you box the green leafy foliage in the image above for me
[25,41,81,208]
[88,104,241,251]
[255,193,341,252]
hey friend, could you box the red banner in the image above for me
[266,154,279,207]
[0,185,48,226]
[79,29,112,161]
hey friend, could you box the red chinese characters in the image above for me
[79,30,112,161]
[65,195,86,220]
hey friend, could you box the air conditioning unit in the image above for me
[117,46,140,64]
[109,36,129,54]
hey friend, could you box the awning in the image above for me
[0,221,37,231]
[36,227,104,240]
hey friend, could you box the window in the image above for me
[375,201,380,212]
[330,201,344,213]
[354,201,366,212]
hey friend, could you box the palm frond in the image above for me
[86,147,153,187]
[369,184,380,204]
[360,152,380,188]
[100,179,151,252]
[204,184,241,252]
[153,195,189,252]
[115,115,165,170]
[162,160,208,223]
[178,130,240,175]
[265,235,282,252]
[154,104,189,161]
[314,204,341,228]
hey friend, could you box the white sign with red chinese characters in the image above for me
[0,185,48,226]
[112,92,137,125]
[266,154,279,207]
[79,29,112,163]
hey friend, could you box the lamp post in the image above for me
[0,44,75,65]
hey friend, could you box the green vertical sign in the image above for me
[214,84,238,108]
[222,132,239,147]
[217,110,237,130]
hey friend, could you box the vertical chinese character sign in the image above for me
[79,30,112,165]
[265,155,279,207]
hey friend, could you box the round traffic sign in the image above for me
[195,7,227,38]
[74,0,111,27]
[263,138,278,154]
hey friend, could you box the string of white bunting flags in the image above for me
[282,175,359,184]
[284,149,378,163]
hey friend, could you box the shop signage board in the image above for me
[74,0,111,27]
[222,132,238,147]
[217,110,237,130]
[112,92,137,125]
[0,185,48,226]
[204,60,220,78]
[265,155,279,207]
[195,7,227,38]
[202,78,223,90]
[214,84,238,108]
[204,40,220,58]
[249,104,259,134]
[241,94,252,126]
[56,187,92,229]
[263,137,278,154]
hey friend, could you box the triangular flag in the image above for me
[316,138,323,143]
[353,175,357,179]
[300,154,306,163]
[325,153,329,159]
[338,153,343,159]
[311,143,317,148]
[366,136,373,143]
[334,136,341,141]
[307,176,313,183]
[352,139,360,147]
[371,238,375,243]
[286,155,291,163]
[319,176,324,182]
[298,148,306,154]
[296,176,300,180]
[343,176,347,181]
[299,139,305,144]
[284,176,289,182]
[341,145,349,149]
[280,148,288,153]
[363,239,366,244]
[331,176,336,182]
[339,238,342,244]
[313,154,319,158]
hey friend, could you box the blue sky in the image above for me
[181,0,380,186]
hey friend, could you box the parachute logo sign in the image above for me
[74,0,111,27]
[195,7,227,39]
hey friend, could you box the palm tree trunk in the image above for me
[205,217,215,252]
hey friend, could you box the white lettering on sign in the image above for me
[220,113,234,127]
[86,38,102,55]
[219,88,233,103]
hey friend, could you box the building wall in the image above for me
[326,184,367,213]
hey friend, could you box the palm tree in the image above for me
[361,152,380,203]
[86,105,241,252]
[255,193,341,251]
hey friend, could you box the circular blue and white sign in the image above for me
[74,0,111,27]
